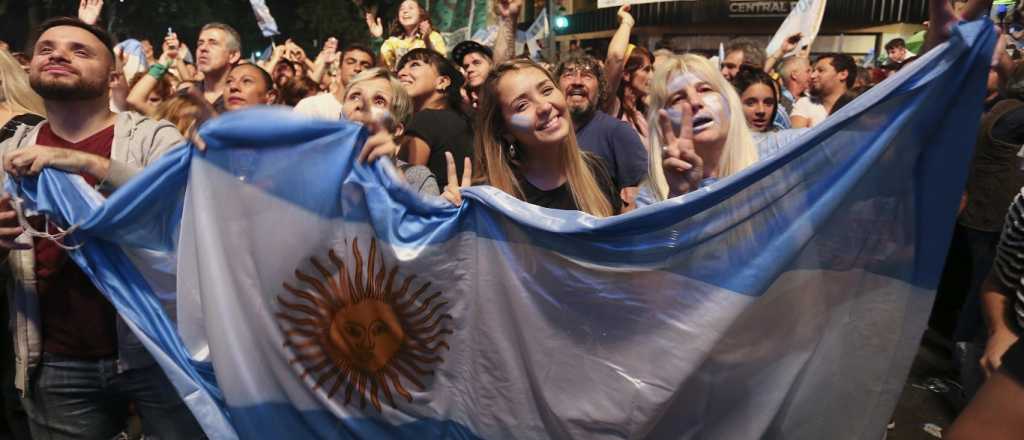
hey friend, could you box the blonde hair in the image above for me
[474,59,614,217]
[0,50,45,117]
[153,94,215,138]
[344,68,413,125]
[646,54,758,201]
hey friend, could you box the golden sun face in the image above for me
[275,238,452,412]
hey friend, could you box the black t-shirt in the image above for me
[1003,339,1024,386]
[0,113,45,143]
[405,108,474,189]
[518,154,622,215]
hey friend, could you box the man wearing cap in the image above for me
[451,40,493,108]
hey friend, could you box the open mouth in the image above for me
[692,114,714,132]
[537,115,561,131]
[567,88,588,98]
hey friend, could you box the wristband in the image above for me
[147,63,169,79]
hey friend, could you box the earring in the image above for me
[507,142,518,159]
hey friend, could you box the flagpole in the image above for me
[545,0,554,61]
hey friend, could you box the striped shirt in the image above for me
[992,189,1024,332]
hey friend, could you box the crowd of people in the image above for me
[0,0,1021,438]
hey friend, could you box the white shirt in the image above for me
[293,93,343,120]
[791,96,829,128]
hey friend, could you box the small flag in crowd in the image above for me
[766,0,828,56]
[249,0,280,37]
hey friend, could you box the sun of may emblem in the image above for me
[275,238,453,412]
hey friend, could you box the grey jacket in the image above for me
[0,111,184,394]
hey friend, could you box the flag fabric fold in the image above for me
[6,20,994,440]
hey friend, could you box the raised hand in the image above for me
[781,32,803,54]
[161,33,180,64]
[316,37,338,64]
[658,106,704,198]
[617,3,635,27]
[417,20,433,39]
[494,0,523,20]
[924,0,992,53]
[441,152,472,207]
[78,0,104,25]
[365,12,384,38]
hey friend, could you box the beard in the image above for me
[566,97,595,122]
[30,71,108,101]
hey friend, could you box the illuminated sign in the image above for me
[729,0,803,17]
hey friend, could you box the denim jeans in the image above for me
[20,353,205,440]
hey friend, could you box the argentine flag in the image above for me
[6,20,995,440]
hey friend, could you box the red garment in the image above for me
[33,123,119,358]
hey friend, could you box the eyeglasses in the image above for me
[559,65,598,80]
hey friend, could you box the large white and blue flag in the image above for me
[6,20,995,439]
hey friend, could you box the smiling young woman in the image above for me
[442,59,620,217]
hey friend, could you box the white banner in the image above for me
[765,0,828,56]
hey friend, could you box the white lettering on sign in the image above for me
[728,0,797,17]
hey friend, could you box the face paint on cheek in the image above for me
[369,107,397,133]
[701,93,730,124]
[666,72,702,96]
[509,113,534,131]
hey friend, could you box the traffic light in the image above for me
[553,6,569,31]
[554,15,569,30]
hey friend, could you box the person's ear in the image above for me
[393,122,406,137]
[435,75,451,92]
[229,50,242,65]
[266,89,279,105]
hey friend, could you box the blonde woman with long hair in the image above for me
[646,54,759,201]
[442,59,620,217]
[0,49,45,141]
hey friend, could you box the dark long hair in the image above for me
[396,48,465,115]
[731,66,779,132]
[616,46,653,133]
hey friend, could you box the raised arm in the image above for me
[764,33,802,73]
[923,0,992,54]
[126,35,175,114]
[310,37,339,84]
[493,0,523,63]
[604,3,635,111]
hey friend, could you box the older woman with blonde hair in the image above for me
[442,59,621,217]
[645,53,759,201]
[0,49,45,141]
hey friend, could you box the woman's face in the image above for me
[224,65,274,111]
[342,77,395,126]
[397,58,443,102]
[663,70,730,146]
[740,83,775,132]
[398,1,422,30]
[497,67,571,150]
[629,58,654,96]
